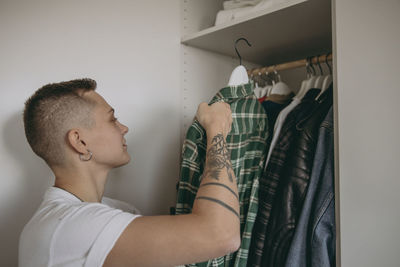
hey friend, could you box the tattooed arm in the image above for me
[192,102,241,250]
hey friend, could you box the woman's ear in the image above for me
[66,128,89,154]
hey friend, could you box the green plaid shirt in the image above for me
[175,82,269,267]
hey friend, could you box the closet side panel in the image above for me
[334,0,400,266]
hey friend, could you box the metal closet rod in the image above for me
[247,53,333,75]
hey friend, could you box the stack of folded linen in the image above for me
[215,0,288,25]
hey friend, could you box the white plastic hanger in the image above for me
[313,55,324,90]
[257,71,270,98]
[261,85,271,98]
[252,71,271,99]
[321,75,332,92]
[261,70,272,97]
[316,53,333,99]
[314,76,324,90]
[253,81,262,98]
[304,58,318,92]
[228,65,249,86]
[228,38,251,86]
[295,80,307,100]
[296,58,315,99]
[269,67,292,95]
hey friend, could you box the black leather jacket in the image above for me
[261,86,333,267]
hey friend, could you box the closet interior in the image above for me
[180,0,332,138]
[178,0,336,266]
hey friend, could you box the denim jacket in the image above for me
[284,107,335,267]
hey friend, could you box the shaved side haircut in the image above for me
[23,78,98,167]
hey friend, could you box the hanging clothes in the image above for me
[261,93,293,149]
[284,107,335,267]
[175,82,270,267]
[247,88,320,267]
[264,93,294,105]
[260,85,333,267]
[264,96,301,168]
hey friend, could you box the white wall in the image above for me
[334,0,400,266]
[0,0,180,266]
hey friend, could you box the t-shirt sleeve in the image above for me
[53,203,141,267]
[84,208,141,267]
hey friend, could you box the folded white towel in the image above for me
[223,0,263,10]
[215,0,288,25]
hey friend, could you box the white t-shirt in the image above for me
[19,187,142,267]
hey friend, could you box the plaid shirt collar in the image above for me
[210,82,254,104]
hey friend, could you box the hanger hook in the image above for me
[306,57,313,78]
[273,65,281,82]
[235,37,252,65]
[316,54,323,75]
[325,52,332,74]
[306,57,314,77]
[309,56,316,75]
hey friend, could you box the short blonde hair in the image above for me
[23,78,97,166]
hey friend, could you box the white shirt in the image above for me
[19,187,142,267]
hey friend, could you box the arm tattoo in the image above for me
[196,196,240,220]
[204,134,234,182]
[200,182,239,200]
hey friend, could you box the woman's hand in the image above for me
[195,102,232,139]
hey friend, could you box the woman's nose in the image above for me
[119,122,129,134]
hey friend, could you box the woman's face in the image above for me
[83,91,130,168]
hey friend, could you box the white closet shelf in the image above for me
[181,0,332,66]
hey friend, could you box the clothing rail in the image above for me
[248,54,333,76]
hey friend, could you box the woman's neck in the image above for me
[52,164,109,202]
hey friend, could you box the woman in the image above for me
[19,78,240,267]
